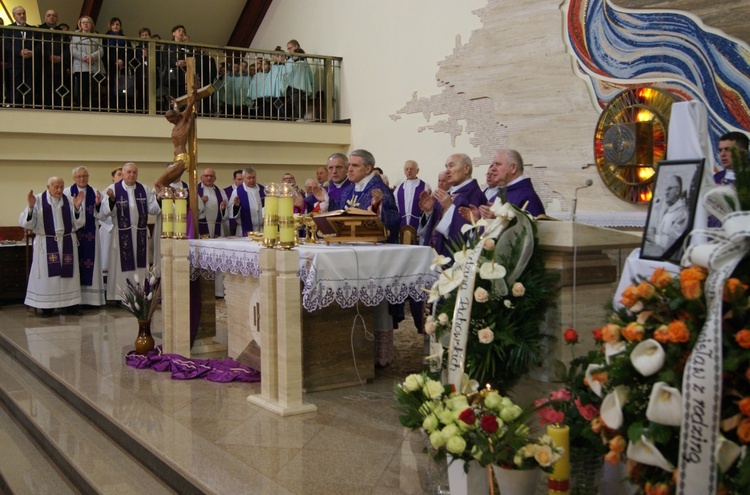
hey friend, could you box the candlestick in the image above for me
[263,195,279,244]
[161,198,174,238]
[278,197,295,247]
[548,424,570,495]
[174,198,187,239]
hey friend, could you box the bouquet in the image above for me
[394,372,564,472]
[118,269,161,321]
[536,328,607,458]
[425,201,558,392]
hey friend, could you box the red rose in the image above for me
[592,327,603,342]
[564,328,579,344]
[480,414,499,434]
[458,407,476,425]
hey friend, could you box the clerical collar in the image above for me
[404,178,420,186]
[725,169,736,181]
[354,173,375,192]
[333,180,346,188]
[504,175,527,188]
[448,178,473,194]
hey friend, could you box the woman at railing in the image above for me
[70,16,104,110]
[104,17,129,111]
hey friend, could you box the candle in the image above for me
[278,195,294,217]
[263,195,279,243]
[547,424,570,495]
[278,197,295,244]
[161,198,174,238]
[174,198,187,238]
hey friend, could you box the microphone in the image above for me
[571,178,593,331]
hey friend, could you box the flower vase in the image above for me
[446,455,489,495]
[569,447,603,495]
[491,466,540,495]
[134,319,154,355]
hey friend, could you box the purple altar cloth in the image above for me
[126,346,261,383]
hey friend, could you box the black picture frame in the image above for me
[640,158,705,264]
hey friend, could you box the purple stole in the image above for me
[236,186,254,236]
[197,184,222,237]
[70,184,96,285]
[115,181,148,272]
[397,180,426,228]
[41,192,75,278]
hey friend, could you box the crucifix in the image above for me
[154,57,214,235]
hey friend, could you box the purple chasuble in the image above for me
[197,184,222,237]
[42,192,75,278]
[397,180,427,229]
[115,181,148,272]
[70,184,96,285]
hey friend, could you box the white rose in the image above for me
[511,282,525,297]
[429,431,446,449]
[437,313,449,325]
[483,238,495,251]
[403,373,424,392]
[424,319,436,335]
[422,414,439,433]
[445,435,467,455]
[474,287,489,303]
[477,328,494,344]
[423,380,445,399]
[504,299,512,309]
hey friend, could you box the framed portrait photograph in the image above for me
[640,158,705,264]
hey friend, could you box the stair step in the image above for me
[0,405,78,495]
[0,347,176,495]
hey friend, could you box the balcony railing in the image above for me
[1,26,343,123]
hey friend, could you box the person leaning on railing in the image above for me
[70,16,105,110]
[284,39,313,120]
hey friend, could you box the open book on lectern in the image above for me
[312,208,386,242]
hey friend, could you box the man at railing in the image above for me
[38,9,67,109]
[5,6,39,107]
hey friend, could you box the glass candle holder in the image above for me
[160,187,175,238]
[262,183,279,247]
[277,183,295,248]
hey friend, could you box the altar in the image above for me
[187,239,436,391]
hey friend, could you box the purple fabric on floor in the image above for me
[126,345,261,383]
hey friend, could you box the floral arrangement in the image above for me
[394,372,564,472]
[582,262,750,495]
[118,269,161,321]
[424,201,558,392]
[535,328,607,459]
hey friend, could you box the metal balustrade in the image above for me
[1,26,342,123]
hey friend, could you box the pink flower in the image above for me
[575,397,599,421]
[537,406,565,425]
[550,388,572,401]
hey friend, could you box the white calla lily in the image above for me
[626,436,675,472]
[430,249,451,271]
[604,341,627,364]
[459,373,480,395]
[601,386,628,430]
[489,200,516,225]
[630,339,665,377]
[460,218,488,235]
[584,364,605,397]
[452,249,467,270]
[645,382,682,426]
[716,436,745,473]
[479,262,506,280]
[437,268,463,296]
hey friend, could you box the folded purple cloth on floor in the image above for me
[126,346,261,383]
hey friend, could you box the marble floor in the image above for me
[0,302,435,495]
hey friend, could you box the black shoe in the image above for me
[65,307,83,316]
[40,309,54,318]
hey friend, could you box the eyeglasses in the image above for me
[73,175,89,179]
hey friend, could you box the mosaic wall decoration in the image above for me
[565,0,750,169]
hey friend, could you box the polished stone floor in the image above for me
[0,302,433,495]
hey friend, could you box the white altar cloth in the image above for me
[189,239,437,312]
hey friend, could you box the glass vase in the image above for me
[134,319,155,355]
[570,447,604,495]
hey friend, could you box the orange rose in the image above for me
[667,320,690,343]
[739,397,750,417]
[622,322,645,342]
[620,284,640,308]
[724,278,749,302]
[601,323,621,344]
[590,417,603,434]
[680,266,708,300]
[736,329,750,349]
[650,267,673,289]
[609,435,627,454]
[654,325,670,344]
[637,280,656,300]
[737,418,750,443]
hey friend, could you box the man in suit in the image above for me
[5,6,40,107]
[714,131,749,185]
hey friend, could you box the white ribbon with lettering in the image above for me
[678,186,750,495]
[446,203,516,390]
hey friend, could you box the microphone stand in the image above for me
[571,180,592,331]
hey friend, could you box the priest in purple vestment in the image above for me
[228,167,266,237]
[300,153,351,213]
[394,160,431,231]
[420,153,486,258]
